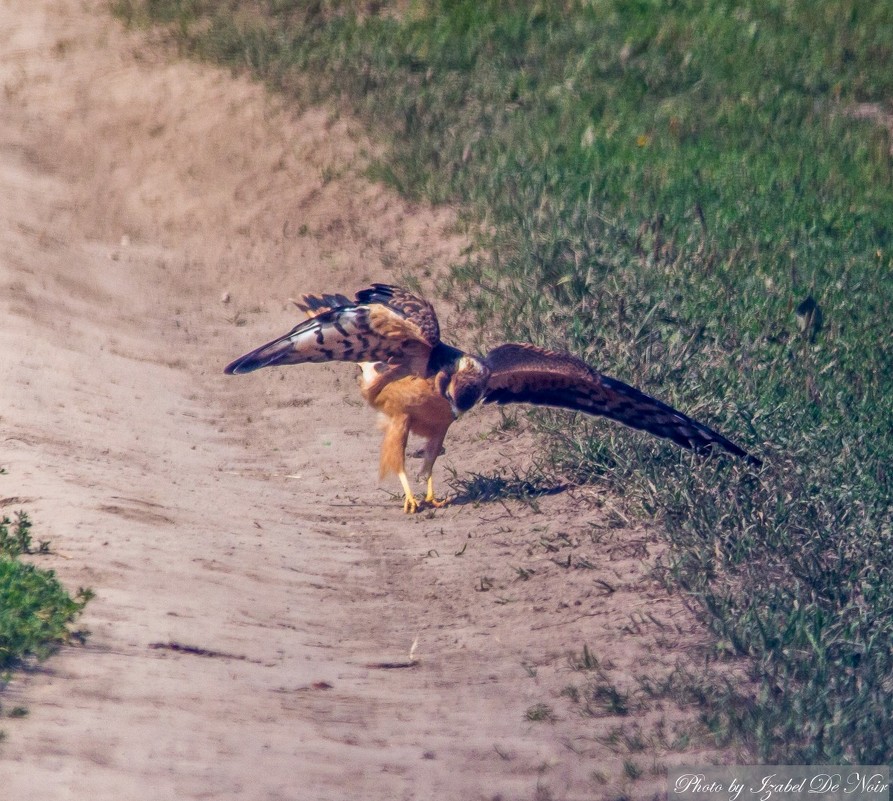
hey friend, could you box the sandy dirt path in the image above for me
[0,2,730,799]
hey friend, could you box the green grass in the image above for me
[1,512,92,693]
[115,0,893,763]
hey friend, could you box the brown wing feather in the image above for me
[355,284,440,348]
[481,343,760,465]
[224,285,439,376]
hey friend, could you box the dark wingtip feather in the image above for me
[692,435,762,467]
[223,353,267,375]
[223,335,295,375]
[354,283,400,305]
[595,374,761,467]
[223,356,251,375]
[295,292,353,315]
[673,413,762,467]
[741,450,763,468]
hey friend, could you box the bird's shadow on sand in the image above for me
[444,470,569,508]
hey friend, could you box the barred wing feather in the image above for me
[481,343,760,465]
[224,285,440,376]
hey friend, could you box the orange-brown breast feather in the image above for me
[375,375,455,439]
[372,375,454,477]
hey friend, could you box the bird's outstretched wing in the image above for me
[224,284,441,376]
[481,343,760,465]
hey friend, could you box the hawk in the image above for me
[225,284,759,513]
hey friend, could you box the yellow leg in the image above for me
[424,475,448,508]
[398,470,420,514]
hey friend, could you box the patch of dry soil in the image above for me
[0,2,734,798]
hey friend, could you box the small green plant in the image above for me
[0,557,92,672]
[0,511,50,556]
[586,682,631,718]
[1,512,29,556]
[559,684,580,704]
[0,511,92,682]
[568,643,600,672]
[599,724,650,754]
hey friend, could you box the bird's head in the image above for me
[435,355,490,419]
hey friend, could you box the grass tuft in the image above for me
[525,702,557,724]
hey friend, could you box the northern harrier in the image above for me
[225,284,759,512]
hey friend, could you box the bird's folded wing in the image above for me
[481,343,759,464]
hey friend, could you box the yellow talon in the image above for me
[398,470,421,514]
[398,472,446,513]
[424,476,449,508]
